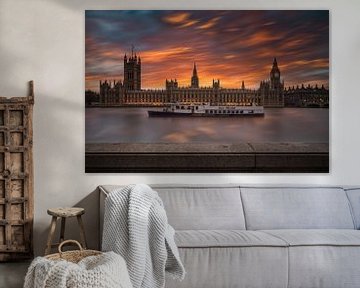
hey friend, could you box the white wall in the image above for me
[0,0,360,256]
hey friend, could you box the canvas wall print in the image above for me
[85,10,329,172]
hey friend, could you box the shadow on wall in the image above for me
[29,67,111,258]
[37,188,100,256]
[32,88,88,256]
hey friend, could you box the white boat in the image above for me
[148,102,264,117]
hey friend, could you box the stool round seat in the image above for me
[47,207,85,218]
[45,207,87,255]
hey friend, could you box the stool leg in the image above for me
[60,217,66,243]
[77,215,87,249]
[45,216,57,255]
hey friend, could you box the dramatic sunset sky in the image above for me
[85,10,329,91]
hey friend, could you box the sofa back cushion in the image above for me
[240,187,355,230]
[345,188,360,229]
[153,186,246,230]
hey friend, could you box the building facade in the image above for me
[284,84,329,108]
[98,53,289,107]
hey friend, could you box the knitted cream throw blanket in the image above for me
[24,251,132,288]
[102,184,185,288]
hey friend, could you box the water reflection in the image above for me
[85,108,329,143]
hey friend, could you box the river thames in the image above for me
[85,107,329,144]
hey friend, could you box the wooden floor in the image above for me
[0,261,30,288]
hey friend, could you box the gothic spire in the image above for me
[193,62,198,77]
[273,57,278,66]
[191,62,199,88]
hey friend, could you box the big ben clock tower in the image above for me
[270,57,281,90]
[260,57,284,107]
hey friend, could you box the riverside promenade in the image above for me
[85,142,329,173]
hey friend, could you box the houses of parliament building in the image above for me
[96,52,328,108]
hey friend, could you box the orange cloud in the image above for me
[281,58,329,69]
[281,35,315,50]
[243,31,282,46]
[163,12,190,25]
[225,28,240,32]
[140,47,192,63]
[180,20,199,28]
[163,12,215,29]
[198,17,221,29]
[224,54,236,59]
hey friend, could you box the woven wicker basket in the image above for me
[45,240,102,263]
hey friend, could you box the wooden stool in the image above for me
[45,207,87,255]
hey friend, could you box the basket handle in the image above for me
[58,240,83,255]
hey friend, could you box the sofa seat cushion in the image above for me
[262,229,360,246]
[175,230,288,248]
[260,230,360,288]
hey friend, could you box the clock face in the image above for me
[274,72,279,78]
